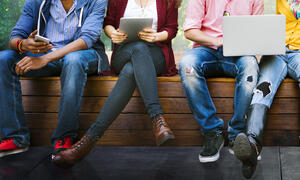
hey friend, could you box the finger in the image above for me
[143,28,156,33]
[22,62,33,74]
[16,57,30,74]
[31,41,48,47]
[29,30,38,38]
[38,45,53,53]
[17,57,30,69]
[24,66,32,74]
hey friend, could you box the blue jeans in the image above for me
[0,49,98,147]
[179,47,259,140]
[251,48,300,107]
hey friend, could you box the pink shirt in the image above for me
[184,0,264,49]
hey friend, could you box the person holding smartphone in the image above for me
[52,0,181,168]
[0,0,109,158]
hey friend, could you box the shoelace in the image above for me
[57,138,67,146]
[74,137,89,152]
[204,133,219,151]
[0,139,10,145]
[153,116,166,129]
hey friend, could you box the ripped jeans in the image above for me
[179,47,259,140]
[251,48,300,107]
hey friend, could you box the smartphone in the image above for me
[34,35,51,44]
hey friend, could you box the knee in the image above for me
[63,51,88,71]
[179,54,202,77]
[131,42,148,52]
[237,57,259,82]
[0,50,18,67]
[238,56,259,76]
[0,50,19,73]
[119,62,134,79]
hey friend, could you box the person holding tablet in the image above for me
[0,0,109,158]
[179,0,263,164]
[233,0,300,178]
[52,0,181,168]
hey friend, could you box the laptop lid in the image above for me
[223,15,286,57]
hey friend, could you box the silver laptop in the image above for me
[223,15,286,57]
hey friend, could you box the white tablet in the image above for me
[119,17,153,43]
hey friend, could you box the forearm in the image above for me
[9,38,21,51]
[184,29,219,47]
[43,38,87,63]
[104,25,116,39]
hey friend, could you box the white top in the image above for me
[123,0,158,30]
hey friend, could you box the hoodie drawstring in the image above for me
[78,6,84,27]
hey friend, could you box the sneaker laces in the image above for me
[74,136,90,152]
[57,137,67,146]
[0,139,11,145]
[153,116,166,129]
[203,132,219,152]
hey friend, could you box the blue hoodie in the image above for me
[10,0,109,73]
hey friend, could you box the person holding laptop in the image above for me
[179,0,263,163]
[0,0,109,157]
[52,0,181,168]
[233,0,300,178]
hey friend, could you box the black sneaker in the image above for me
[233,133,260,179]
[199,131,224,163]
[228,139,234,155]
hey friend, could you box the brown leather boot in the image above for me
[51,135,95,168]
[152,114,175,146]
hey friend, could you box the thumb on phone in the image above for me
[29,30,38,38]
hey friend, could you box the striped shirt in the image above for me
[45,0,79,50]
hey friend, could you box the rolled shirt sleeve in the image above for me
[79,0,107,48]
[183,0,205,32]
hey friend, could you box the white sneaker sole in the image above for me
[199,141,224,163]
[0,147,29,158]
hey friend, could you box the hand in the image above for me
[138,28,158,43]
[214,37,223,48]
[111,29,127,44]
[15,56,49,75]
[21,30,53,54]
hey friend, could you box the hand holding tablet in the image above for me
[119,17,153,43]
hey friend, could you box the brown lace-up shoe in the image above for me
[152,114,175,146]
[51,135,95,169]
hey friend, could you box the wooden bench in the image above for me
[21,75,300,146]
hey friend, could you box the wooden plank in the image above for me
[21,79,300,98]
[25,113,300,131]
[22,96,300,113]
[29,129,300,146]
[20,75,297,82]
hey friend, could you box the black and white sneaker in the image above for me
[199,131,224,163]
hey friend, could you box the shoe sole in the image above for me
[0,147,29,158]
[156,134,175,146]
[229,144,261,160]
[233,133,252,162]
[199,141,224,163]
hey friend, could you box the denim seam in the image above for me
[287,63,300,81]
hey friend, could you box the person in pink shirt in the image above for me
[179,0,264,166]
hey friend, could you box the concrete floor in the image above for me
[0,146,298,180]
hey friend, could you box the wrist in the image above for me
[17,39,27,54]
[41,54,52,64]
